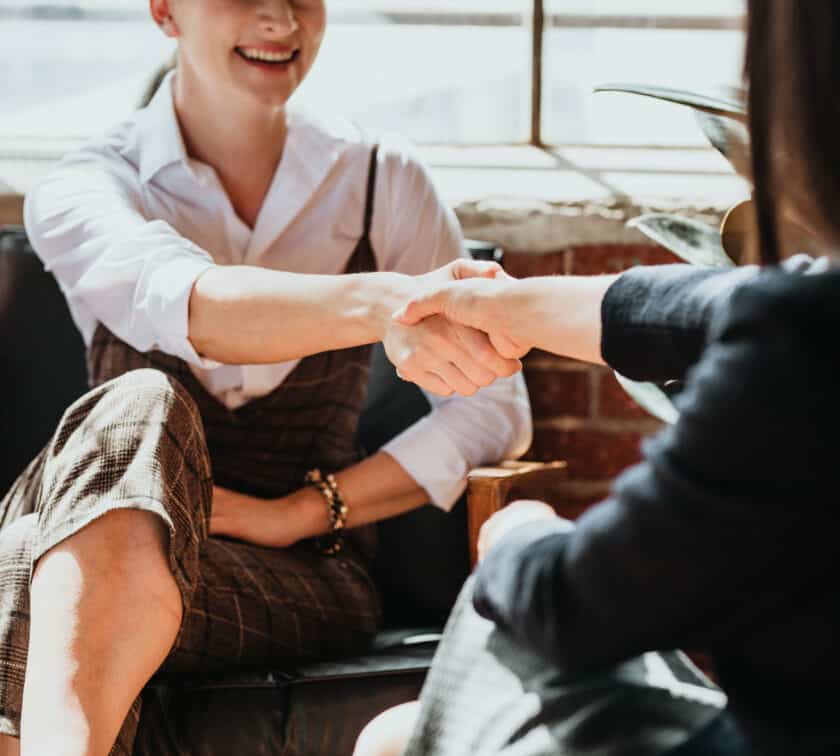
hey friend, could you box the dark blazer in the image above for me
[473,257,840,755]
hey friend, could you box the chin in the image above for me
[253,87,295,109]
[232,76,296,109]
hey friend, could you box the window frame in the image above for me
[1,1,745,149]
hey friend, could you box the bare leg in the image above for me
[0,735,20,756]
[354,701,421,756]
[20,509,182,756]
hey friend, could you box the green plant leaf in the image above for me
[628,214,736,268]
[614,373,680,425]
[593,83,746,119]
[694,111,751,179]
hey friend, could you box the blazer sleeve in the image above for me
[600,263,761,382]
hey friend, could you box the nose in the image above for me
[258,0,299,36]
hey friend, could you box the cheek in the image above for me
[301,5,327,48]
[181,0,246,45]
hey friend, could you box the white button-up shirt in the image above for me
[24,73,532,511]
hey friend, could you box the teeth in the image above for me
[239,47,295,63]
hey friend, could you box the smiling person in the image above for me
[0,1,531,754]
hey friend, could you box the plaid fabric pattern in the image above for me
[403,579,725,756]
[0,369,215,754]
[0,149,383,753]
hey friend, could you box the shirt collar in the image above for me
[133,71,357,192]
[135,71,190,185]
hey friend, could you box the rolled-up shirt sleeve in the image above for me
[383,374,532,510]
[23,150,219,366]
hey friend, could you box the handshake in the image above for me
[384,259,531,398]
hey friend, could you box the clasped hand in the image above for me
[385,259,530,396]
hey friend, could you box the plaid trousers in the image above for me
[0,369,380,754]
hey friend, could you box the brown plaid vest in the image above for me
[86,147,382,559]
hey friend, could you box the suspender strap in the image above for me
[362,145,379,240]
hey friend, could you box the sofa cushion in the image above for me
[136,629,440,756]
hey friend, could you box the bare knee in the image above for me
[33,509,182,626]
[354,701,420,756]
[0,734,20,756]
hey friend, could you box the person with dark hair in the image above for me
[357,2,840,755]
[0,1,531,754]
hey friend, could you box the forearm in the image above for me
[509,275,618,365]
[189,266,412,364]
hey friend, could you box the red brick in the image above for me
[503,251,566,278]
[598,370,657,420]
[569,244,678,276]
[526,428,645,479]
[524,368,591,419]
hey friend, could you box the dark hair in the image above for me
[746,1,840,263]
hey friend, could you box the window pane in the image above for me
[543,0,746,146]
[0,14,173,139]
[1,1,529,146]
[298,23,528,144]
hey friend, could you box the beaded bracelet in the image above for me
[305,468,349,556]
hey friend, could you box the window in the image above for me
[0,1,745,150]
[0,2,173,139]
[543,0,746,147]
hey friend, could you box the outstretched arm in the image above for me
[472,271,834,677]
[25,154,518,397]
[397,264,763,383]
[188,258,519,398]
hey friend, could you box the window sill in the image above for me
[420,145,747,250]
[1,141,748,247]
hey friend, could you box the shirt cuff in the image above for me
[382,415,470,511]
[143,255,221,368]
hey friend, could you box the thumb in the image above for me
[393,291,447,325]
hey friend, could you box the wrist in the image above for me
[355,272,414,342]
[510,276,590,355]
[501,277,543,350]
[290,486,332,540]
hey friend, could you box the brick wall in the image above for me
[504,243,680,515]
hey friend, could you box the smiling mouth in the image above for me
[235,47,300,65]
